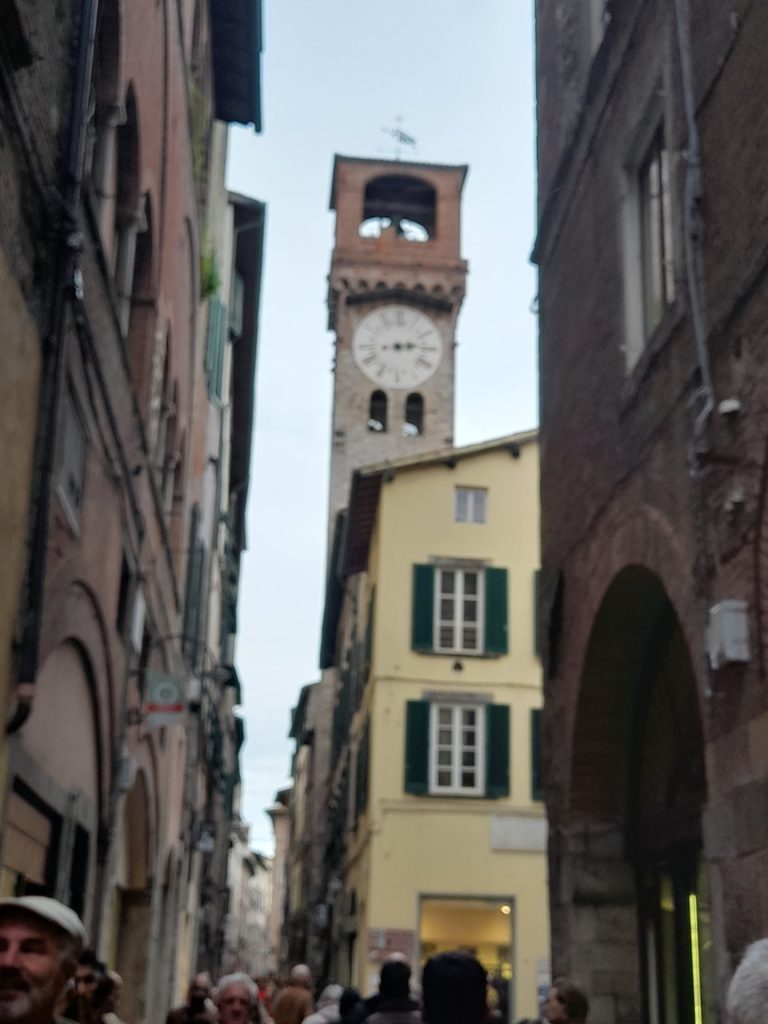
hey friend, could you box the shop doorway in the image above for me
[419,897,513,1019]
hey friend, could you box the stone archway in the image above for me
[2,641,100,917]
[560,566,712,1024]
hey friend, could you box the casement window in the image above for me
[405,700,510,798]
[354,718,371,822]
[531,708,543,801]
[455,487,487,524]
[622,118,676,369]
[412,564,508,656]
[57,383,88,528]
[586,0,608,58]
[638,127,675,338]
[205,297,228,402]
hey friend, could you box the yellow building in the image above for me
[322,430,548,1019]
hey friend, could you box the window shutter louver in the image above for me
[531,708,543,801]
[206,298,228,401]
[485,703,510,798]
[484,567,508,654]
[355,718,371,821]
[411,564,435,652]
[404,700,430,794]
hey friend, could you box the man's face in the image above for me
[218,984,252,1024]
[0,914,69,1024]
[74,965,98,1003]
[542,987,569,1024]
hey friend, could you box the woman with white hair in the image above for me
[303,986,343,1024]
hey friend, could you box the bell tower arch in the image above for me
[326,155,468,527]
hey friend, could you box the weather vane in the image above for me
[381,116,417,160]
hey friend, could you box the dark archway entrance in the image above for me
[568,567,713,1024]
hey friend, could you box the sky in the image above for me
[226,1,538,853]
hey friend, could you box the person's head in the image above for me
[379,960,411,1000]
[189,973,212,1010]
[542,979,588,1024]
[0,897,86,1024]
[422,952,487,1024]
[217,974,256,1024]
[727,938,768,1024]
[317,986,343,1011]
[288,965,312,990]
[90,975,118,1020]
[75,950,105,1005]
[339,988,361,1019]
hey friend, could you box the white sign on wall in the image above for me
[144,671,185,728]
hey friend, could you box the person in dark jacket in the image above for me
[349,959,419,1024]
[421,953,486,1024]
[541,980,588,1024]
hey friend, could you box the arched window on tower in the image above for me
[358,174,436,241]
[368,391,388,432]
[404,393,424,436]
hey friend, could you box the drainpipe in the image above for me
[8,0,101,733]
[672,0,715,443]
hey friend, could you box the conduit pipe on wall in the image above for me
[671,0,715,443]
[7,0,101,734]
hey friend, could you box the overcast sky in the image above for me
[226,1,538,853]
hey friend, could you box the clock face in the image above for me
[352,305,443,389]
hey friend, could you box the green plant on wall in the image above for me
[200,247,220,301]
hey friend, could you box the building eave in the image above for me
[329,153,469,210]
[341,430,538,578]
[210,0,263,128]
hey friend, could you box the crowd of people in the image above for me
[0,894,764,1024]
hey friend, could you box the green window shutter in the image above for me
[533,568,542,657]
[206,299,228,401]
[531,708,543,801]
[411,564,435,652]
[404,700,430,795]
[484,567,508,655]
[364,587,376,679]
[485,703,510,798]
[355,718,371,821]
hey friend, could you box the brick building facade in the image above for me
[0,0,262,1015]
[535,1,768,1021]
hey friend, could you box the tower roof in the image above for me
[329,154,469,210]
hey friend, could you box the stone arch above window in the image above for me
[368,390,387,432]
[358,174,436,241]
[404,392,424,435]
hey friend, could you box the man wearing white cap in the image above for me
[0,896,87,1024]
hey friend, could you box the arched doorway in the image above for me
[1,642,99,919]
[569,567,713,1024]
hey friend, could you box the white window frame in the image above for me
[429,702,485,796]
[57,382,88,531]
[434,567,485,655]
[621,106,676,370]
[454,486,487,524]
[586,0,608,59]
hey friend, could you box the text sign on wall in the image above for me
[367,928,415,964]
[144,671,185,728]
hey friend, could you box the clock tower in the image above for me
[327,155,468,527]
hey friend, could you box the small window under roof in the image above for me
[362,175,436,239]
